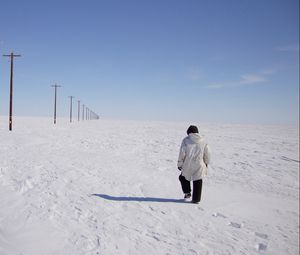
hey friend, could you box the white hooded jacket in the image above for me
[177,133,211,181]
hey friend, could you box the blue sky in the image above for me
[0,0,299,124]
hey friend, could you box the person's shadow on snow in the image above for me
[91,194,187,203]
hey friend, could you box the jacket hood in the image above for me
[188,133,202,143]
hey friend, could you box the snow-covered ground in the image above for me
[0,117,299,255]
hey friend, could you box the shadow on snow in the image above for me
[91,194,187,204]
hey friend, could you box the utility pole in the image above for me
[77,100,80,121]
[69,96,74,123]
[3,52,21,131]
[82,104,85,120]
[51,84,61,124]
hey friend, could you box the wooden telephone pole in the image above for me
[3,52,21,131]
[69,96,75,123]
[51,84,61,124]
[77,100,80,121]
[82,104,85,120]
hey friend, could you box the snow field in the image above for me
[0,117,299,254]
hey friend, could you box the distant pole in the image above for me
[77,100,80,121]
[82,104,85,120]
[69,96,74,123]
[51,84,61,124]
[3,52,21,131]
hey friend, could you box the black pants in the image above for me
[179,174,202,202]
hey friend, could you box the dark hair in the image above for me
[187,125,199,135]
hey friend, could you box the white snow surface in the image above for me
[0,117,299,255]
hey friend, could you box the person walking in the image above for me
[177,125,211,204]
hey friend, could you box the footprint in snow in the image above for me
[212,212,227,218]
[228,221,242,228]
[256,243,268,252]
[255,232,268,240]
[18,178,34,194]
